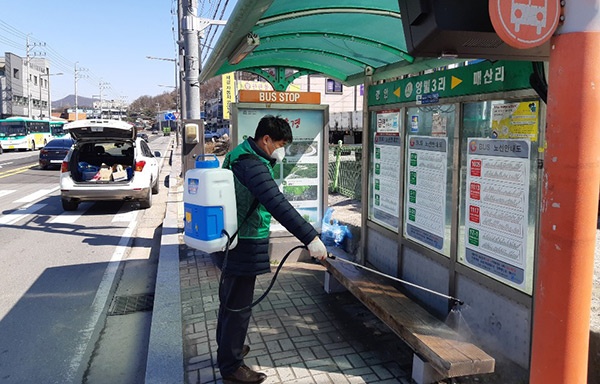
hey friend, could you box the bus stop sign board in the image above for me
[489,0,560,49]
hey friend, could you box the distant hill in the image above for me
[52,95,98,109]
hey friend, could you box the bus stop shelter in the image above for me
[197,1,600,383]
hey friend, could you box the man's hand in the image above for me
[308,236,327,260]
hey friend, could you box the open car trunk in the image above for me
[69,141,135,183]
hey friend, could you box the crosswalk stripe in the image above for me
[49,211,84,224]
[0,190,17,199]
[112,210,138,223]
[0,203,47,225]
[49,203,93,224]
[14,187,60,203]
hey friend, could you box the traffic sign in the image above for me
[489,0,561,49]
[164,112,176,121]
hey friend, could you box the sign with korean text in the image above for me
[405,136,448,251]
[222,73,234,120]
[490,0,560,49]
[376,110,400,133]
[491,101,539,142]
[239,90,321,104]
[368,60,532,107]
[372,132,401,230]
[463,138,531,290]
[235,106,325,232]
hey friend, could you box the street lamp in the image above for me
[40,72,63,120]
[147,56,179,143]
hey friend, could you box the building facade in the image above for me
[293,74,364,143]
[0,52,51,119]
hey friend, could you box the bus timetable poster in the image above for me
[464,138,531,289]
[371,110,401,231]
[235,106,325,231]
[404,136,448,251]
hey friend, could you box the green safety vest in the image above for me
[222,139,273,240]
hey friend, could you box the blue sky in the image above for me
[1,0,234,103]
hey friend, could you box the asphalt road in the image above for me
[0,135,172,384]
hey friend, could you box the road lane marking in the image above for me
[0,190,17,198]
[112,210,138,223]
[14,186,59,203]
[65,215,138,382]
[0,203,47,225]
[0,163,38,179]
[49,210,83,224]
[49,203,93,224]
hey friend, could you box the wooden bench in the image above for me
[322,252,495,384]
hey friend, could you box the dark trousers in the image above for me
[216,273,256,376]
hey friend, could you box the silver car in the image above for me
[59,119,161,211]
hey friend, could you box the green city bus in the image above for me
[0,117,52,150]
[50,121,68,139]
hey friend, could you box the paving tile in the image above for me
[179,251,510,383]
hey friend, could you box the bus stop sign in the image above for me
[490,0,561,49]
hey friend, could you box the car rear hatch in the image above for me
[64,119,135,142]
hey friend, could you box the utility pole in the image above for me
[181,0,202,173]
[98,80,110,119]
[74,62,78,120]
[25,35,45,119]
[119,95,127,120]
[41,72,62,120]
[179,0,227,173]
[156,102,162,133]
[74,63,88,121]
[182,0,201,120]
[178,0,187,123]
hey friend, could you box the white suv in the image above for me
[59,119,161,211]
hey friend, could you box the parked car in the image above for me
[59,119,162,211]
[137,132,149,142]
[204,130,220,142]
[39,137,74,169]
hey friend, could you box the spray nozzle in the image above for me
[452,298,465,307]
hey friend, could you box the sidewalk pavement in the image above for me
[145,144,530,384]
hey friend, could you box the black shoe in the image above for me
[242,344,250,357]
[222,364,266,384]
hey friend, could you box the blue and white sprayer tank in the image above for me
[183,155,238,252]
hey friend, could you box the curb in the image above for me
[145,143,184,384]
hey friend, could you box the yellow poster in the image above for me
[491,101,539,142]
[222,72,234,120]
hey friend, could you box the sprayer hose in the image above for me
[219,230,307,312]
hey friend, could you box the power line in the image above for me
[0,18,125,101]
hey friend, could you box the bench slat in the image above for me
[325,258,495,378]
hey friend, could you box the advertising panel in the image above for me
[491,100,539,142]
[234,105,326,231]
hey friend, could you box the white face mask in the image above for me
[270,147,286,162]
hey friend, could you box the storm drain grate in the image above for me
[108,293,155,316]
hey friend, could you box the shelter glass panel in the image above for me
[458,99,541,294]
[402,105,456,257]
[368,109,402,231]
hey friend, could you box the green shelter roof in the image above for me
[199,0,464,87]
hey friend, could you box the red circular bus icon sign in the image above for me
[490,0,560,49]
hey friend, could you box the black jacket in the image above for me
[221,138,318,276]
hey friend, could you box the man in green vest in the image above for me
[216,115,327,383]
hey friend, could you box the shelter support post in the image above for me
[530,31,600,383]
